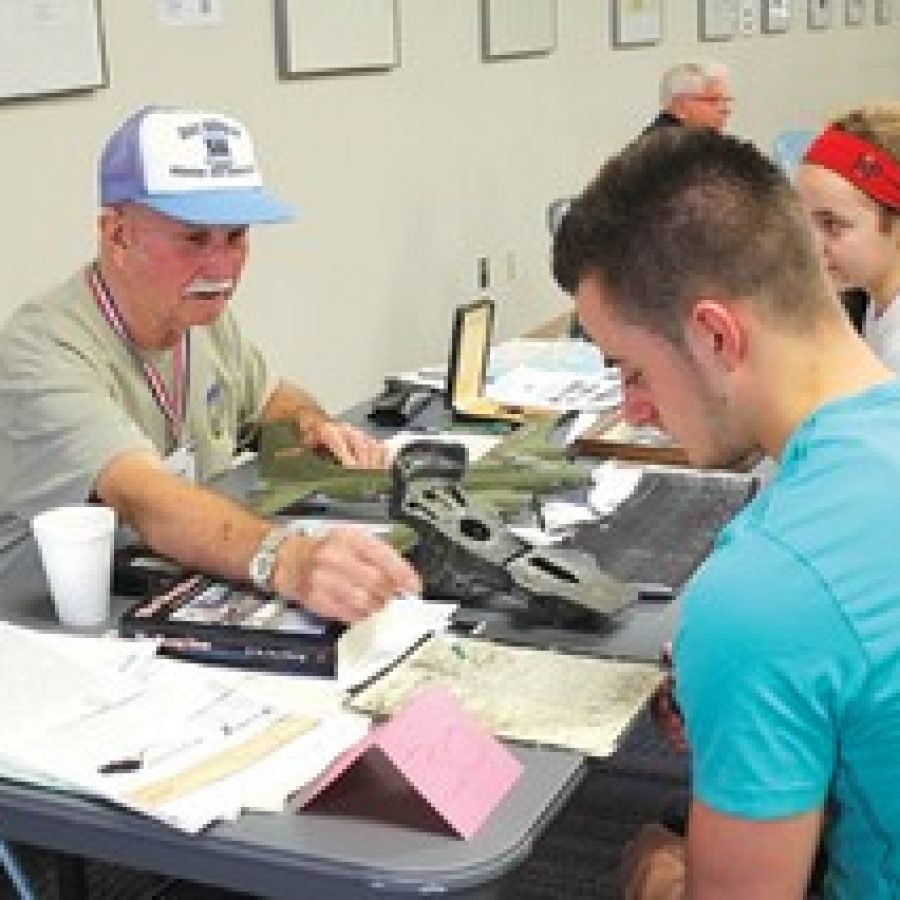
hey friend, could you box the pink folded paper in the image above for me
[298,686,523,839]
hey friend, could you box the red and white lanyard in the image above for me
[86,265,191,447]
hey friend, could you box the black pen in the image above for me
[531,494,547,531]
[98,756,143,775]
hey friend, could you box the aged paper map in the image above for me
[350,636,664,757]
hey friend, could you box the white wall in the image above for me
[0,1,898,411]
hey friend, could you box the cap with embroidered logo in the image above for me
[99,106,295,226]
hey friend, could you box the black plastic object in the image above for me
[367,382,434,428]
[113,545,185,597]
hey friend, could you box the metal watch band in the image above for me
[248,525,292,592]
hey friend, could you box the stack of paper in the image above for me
[484,339,621,413]
[0,623,368,832]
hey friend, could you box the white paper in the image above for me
[487,338,607,375]
[0,624,365,833]
[508,525,568,546]
[337,593,456,689]
[385,367,446,392]
[485,367,621,413]
[385,431,501,464]
[561,411,599,445]
[588,461,644,515]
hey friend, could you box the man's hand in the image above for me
[272,527,421,622]
[261,380,388,468]
[304,419,388,469]
[621,823,686,900]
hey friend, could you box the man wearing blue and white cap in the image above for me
[0,106,420,622]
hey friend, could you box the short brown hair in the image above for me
[553,127,829,342]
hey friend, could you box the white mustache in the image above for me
[184,279,234,295]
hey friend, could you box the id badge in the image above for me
[165,444,197,484]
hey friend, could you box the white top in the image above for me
[863,292,900,374]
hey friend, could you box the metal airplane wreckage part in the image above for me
[389,441,636,628]
[253,422,636,626]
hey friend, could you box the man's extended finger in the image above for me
[341,427,388,468]
[315,424,356,466]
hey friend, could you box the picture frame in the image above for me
[0,0,106,102]
[845,0,865,25]
[699,0,739,40]
[275,0,399,78]
[612,0,663,47]
[761,0,792,31]
[482,0,557,60]
[807,0,833,28]
[873,0,892,23]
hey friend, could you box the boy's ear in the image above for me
[686,299,747,374]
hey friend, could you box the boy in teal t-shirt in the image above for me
[553,124,900,897]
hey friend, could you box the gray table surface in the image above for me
[0,744,584,898]
[0,443,586,898]
[0,387,704,896]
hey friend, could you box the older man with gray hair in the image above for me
[646,61,733,133]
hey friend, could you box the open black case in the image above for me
[446,297,525,423]
[119,572,343,675]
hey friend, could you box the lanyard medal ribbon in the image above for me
[87,265,191,447]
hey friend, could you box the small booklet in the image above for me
[119,574,342,676]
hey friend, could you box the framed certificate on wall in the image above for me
[845,0,865,25]
[612,0,663,47]
[0,0,106,102]
[482,0,557,59]
[807,0,833,28]
[762,0,792,32]
[700,0,739,40]
[276,0,399,77]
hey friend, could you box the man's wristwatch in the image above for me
[248,526,292,592]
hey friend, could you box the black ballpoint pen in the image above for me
[98,757,143,775]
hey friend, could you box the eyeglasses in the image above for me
[684,93,734,107]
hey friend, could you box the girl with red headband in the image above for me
[797,104,900,370]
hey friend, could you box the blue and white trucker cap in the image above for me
[100,106,295,226]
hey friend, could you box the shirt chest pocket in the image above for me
[193,376,241,480]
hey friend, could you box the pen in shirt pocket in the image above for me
[206,381,226,438]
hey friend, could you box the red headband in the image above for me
[803,126,900,210]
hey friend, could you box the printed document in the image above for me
[0,623,367,832]
[350,635,664,757]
